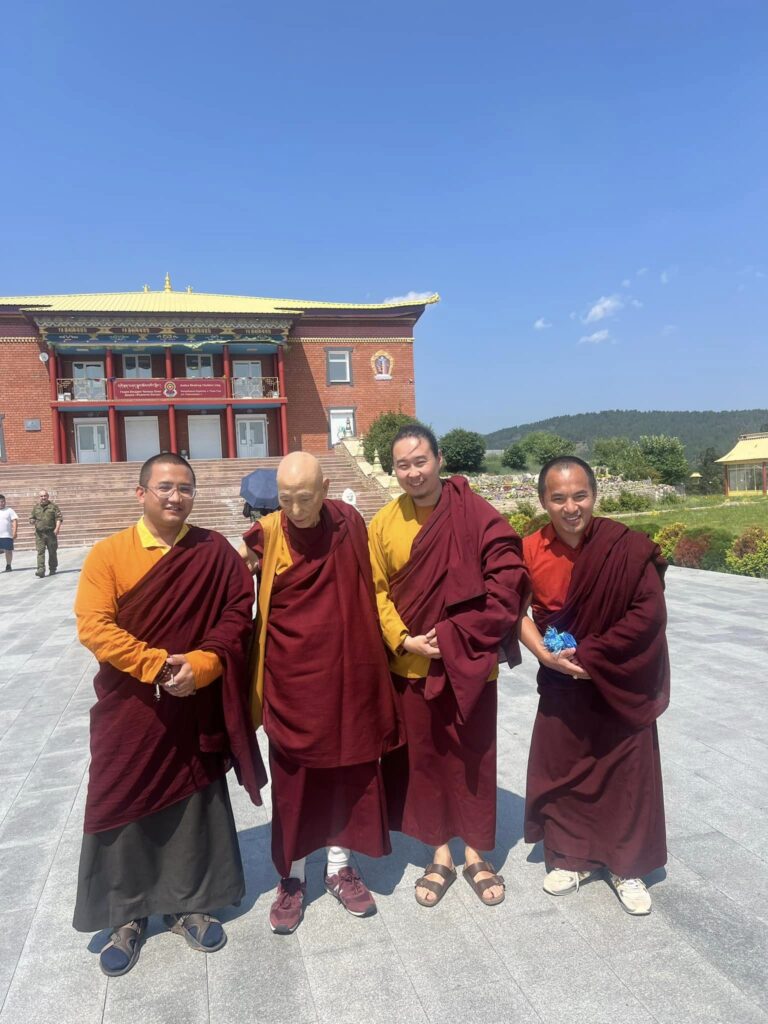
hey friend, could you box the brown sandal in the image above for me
[414,863,457,907]
[462,860,506,906]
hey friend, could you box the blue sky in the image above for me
[1,0,765,434]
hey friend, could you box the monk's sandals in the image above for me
[163,912,227,952]
[462,860,506,906]
[99,917,147,976]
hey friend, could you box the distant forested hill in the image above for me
[484,409,768,456]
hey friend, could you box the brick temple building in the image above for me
[0,277,437,464]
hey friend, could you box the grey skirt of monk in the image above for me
[73,776,244,932]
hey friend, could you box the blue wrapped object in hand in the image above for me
[543,625,578,653]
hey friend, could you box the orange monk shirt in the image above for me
[522,522,582,618]
[75,517,221,689]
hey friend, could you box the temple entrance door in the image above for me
[124,416,160,462]
[74,418,110,464]
[188,415,222,459]
[236,415,268,458]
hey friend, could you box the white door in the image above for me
[124,417,160,462]
[232,360,263,398]
[188,415,222,459]
[75,419,110,464]
[236,416,268,458]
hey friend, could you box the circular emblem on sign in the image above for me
[163,380,178,398]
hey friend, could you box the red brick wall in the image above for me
[0,334,55,463]
[284,339,416,452]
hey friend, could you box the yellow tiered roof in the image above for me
[716,433,768,463]
[0,287,440,316]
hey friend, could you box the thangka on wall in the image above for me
[371,350,393,380]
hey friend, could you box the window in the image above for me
[329,408,356,445]
[123,354,153,378]
[326,349,352,384]
[186,354,214,378]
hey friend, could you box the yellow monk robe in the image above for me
[75,516,220,689]
[368,495,497,682]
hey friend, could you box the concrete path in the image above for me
[0,549,766,1024]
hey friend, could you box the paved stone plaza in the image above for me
[1,548,766,1024]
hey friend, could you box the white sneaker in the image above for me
[608,874,652,915]
[543,868,591,895]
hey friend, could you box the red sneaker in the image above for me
[324,866,377,917]
[269,877,306,934]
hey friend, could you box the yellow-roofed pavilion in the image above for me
[716,433,768,495]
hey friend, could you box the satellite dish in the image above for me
[341,488,357,506]
[39,351,49,363]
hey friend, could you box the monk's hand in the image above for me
[546,647,590,680]
[403,634,442,660]
[164,654,196,697]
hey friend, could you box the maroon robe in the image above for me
[245,500,398,876]
[381,477,529,850]
[84,527,267,834]
[524,517,669,877]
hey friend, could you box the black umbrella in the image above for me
[240,468,279,511]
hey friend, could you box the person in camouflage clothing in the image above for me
[29,489,63,577]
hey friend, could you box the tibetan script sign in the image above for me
[113,378,227,400]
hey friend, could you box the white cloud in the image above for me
[579,329,611,345]
[533,317,552,330]
[630,298,643,308]
[660,271,670,285]
[383,290,435,303]
[583,294,623,324]
[636,267,648,276]
[621,278,631,288]
[661,324,677,336]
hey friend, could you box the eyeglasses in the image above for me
[144,484,196,499]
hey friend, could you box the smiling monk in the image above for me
[243,452,398,935]
[368,424,529,909]
[73,453,266,976]
[521,456,670,916]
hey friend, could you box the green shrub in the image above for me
[656,522,687,562]
[598,496,620,513]
[658,491,681,506]
[726,526,768,577]
[507,512,529,536]
[618,490,654,512]
[516,499,539,519]
[501,444,528,471]
[363,412,426,474]
[522,513,550,536]
[673,534,709,569]
[439,428,486,473]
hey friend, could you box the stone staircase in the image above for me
[0,452,392,551]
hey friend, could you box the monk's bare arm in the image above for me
[519,606,590,679]
[74,544,168,684]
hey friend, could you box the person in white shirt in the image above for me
[0,495,19,572]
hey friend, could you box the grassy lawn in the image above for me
[616,497,768,535]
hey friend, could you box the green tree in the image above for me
[638,435,690,485]
[501,443,528,470]
[521,431,575,465]
[592,437,633,474]
[363,411,426,474]
[439,428,486,473]
[694,447,725,495]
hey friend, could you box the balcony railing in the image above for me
[56,378,107,401]
[55,376,282,401]
[231,375,280,398]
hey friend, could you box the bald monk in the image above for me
[243,452,399,934]
[368,424,529,909]
[521,456,669,916]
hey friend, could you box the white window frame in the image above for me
[185,354,214,378]
[326,349,352,384]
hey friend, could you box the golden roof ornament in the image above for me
[164,272,172,292]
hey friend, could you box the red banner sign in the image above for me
[113,378,227,400]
